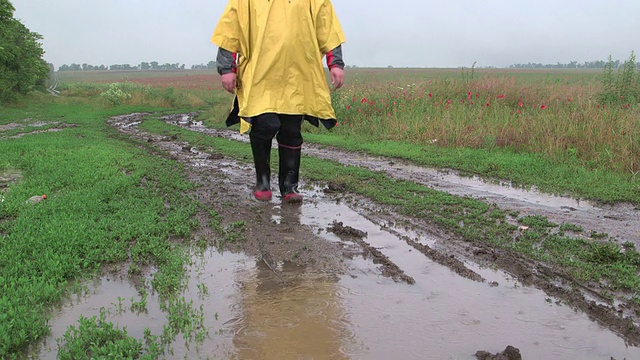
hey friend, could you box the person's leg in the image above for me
[276,115,304,202]
[249,113,280,201]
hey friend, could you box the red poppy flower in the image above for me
[346,105,351,109]
[361,98,368,103]
[428,92,433,98]
[540,105,547,109]
[518,101,523,107]
[497,94,505,99]
[486,102,490,107]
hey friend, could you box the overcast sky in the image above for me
[11,0,640,69]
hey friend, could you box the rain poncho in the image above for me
[211,0,346,128]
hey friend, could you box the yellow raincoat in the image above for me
[211,0,345,129]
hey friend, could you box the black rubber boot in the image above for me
[251,140,273,201]
[278,146,302,203]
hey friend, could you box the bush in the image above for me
[599,51,639,106]
[100,83,133,106]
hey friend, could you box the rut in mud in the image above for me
[36,112,640,359]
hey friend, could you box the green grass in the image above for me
[0,101,202,357]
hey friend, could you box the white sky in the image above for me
[10,0,640,69]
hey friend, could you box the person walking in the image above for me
[211,0,346,203]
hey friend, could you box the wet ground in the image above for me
[33,113,640,359]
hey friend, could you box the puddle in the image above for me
[177,122,640,245]
[0,169,22,186]
[1,169,22,198]
[36,112,634,359]
[299,198,640,359]
[36,195,640,360]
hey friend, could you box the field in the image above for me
[1,67,640,359]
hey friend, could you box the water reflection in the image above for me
[229,204,352,360]
[230,260,350,360]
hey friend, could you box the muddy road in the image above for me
[36,113,640,359]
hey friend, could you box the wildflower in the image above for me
[346,105,351,109]
[428,92,433,98]
[446,99,452,105]
[361,97,368,103]
[476,93,480,98]
[518,101,523,107]
[567,97,572,102]
[540,105,547,110]
[497,94,505,99]
[486,102,490,107]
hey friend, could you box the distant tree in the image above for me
[150,61,159,70]
[207,60,216,69]
[140,62,150,70]
[0,0,50,103]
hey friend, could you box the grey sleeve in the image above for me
[216,48,237,75]
[326,45,345,69]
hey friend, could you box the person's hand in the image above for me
[221,73,237,93]
[330,67,344,90]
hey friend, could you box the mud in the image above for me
[32,112,640,359]
[170,116,640,246]
[475,345,522,360]
[0,120,78,139]
[328,220,415,284]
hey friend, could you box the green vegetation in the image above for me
[0,0,50,104]
[600,51,640,106]
[2,65,639,357]
[0,101,206,357]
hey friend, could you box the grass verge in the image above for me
[0,102,202,357]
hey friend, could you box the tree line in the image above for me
[509,59,640,69]
[0,0,50,104]
[57,61,217,71]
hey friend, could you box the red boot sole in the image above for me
[283,193,303,203]
[254,190,272,201]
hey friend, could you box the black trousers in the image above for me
[249,113,303,148]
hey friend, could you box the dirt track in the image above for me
[104,112,640,358]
